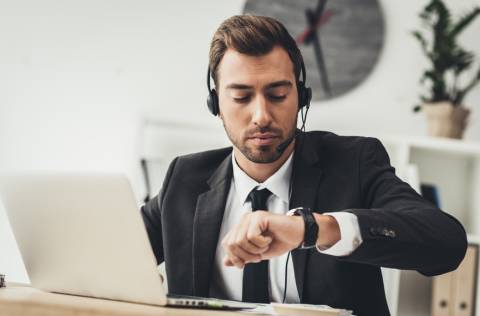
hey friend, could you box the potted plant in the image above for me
[412,0,480,139]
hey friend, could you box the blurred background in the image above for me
[1,1,480,315]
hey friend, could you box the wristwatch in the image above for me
[287,207,319,249]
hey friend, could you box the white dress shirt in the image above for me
[209,150,363,303]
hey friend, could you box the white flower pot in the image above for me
[423,102,470,139]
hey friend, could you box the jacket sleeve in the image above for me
[342,138,467,276]
[140,157,178,265]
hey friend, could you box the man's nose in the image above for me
[251,96,273,128]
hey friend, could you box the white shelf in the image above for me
[377,135,480,316]
[383,135,480,158]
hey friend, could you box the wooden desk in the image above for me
[0,284,247,316]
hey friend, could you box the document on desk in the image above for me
[241,303,353,315]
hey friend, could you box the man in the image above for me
[141,15,467,315]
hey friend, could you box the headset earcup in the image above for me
[305,86,312,107]
[207,89,219,116]
[297,82,312,111]
[297,82,306,110]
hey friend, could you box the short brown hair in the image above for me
[209,15,303,86]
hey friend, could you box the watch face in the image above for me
[243,0,385,102]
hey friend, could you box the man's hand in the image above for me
[221,211,341,268]
[221,211,303,268]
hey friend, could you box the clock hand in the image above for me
[309,24,332,96]
[314,0,328,19]
[295,9,333,44]
[305,0,332,96]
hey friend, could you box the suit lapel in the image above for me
[192,153,233,297]
[289,133,324,301]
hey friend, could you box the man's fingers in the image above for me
[222,228,262,267]
[248,234,272,248]
[221,212,277,268]
[246,220,273,248]
[239,213,273,251]
[223,254,245,268]
[224,257,233,266]
[235,227,268,255]
[239,239,268,254]
[227,212,271,254]
[233,214,258,252]
[227,243,262,265]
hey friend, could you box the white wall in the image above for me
[0,0,245,283]
[0,0,479,283]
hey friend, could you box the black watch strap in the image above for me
[289,207,319,249]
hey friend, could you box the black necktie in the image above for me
[242,188,272,303]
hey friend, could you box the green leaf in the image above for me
[451,48,474,74]
[450,7,480,38]
[412,31,432,58]
[454,68,480,104]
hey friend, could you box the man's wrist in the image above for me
[313,213,341,249]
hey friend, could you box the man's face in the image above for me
[216,46,299,164]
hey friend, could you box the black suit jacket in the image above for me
[141,131,467,316]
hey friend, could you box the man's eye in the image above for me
[233,96,251,103]
[269,95,287,102]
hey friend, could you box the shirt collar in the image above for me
[231,150,294,206]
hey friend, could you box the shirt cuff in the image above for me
[317,212,363,256]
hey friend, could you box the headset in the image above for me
[206,59,312,116]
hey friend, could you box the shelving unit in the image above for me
[379,135,480,316]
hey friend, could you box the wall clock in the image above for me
[243,0,385,101]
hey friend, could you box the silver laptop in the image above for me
[0,173,256,310]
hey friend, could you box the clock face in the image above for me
[243,0,385,101]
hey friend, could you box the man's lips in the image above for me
[247,133,280,146]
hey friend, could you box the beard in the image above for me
[222,119,297,164]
